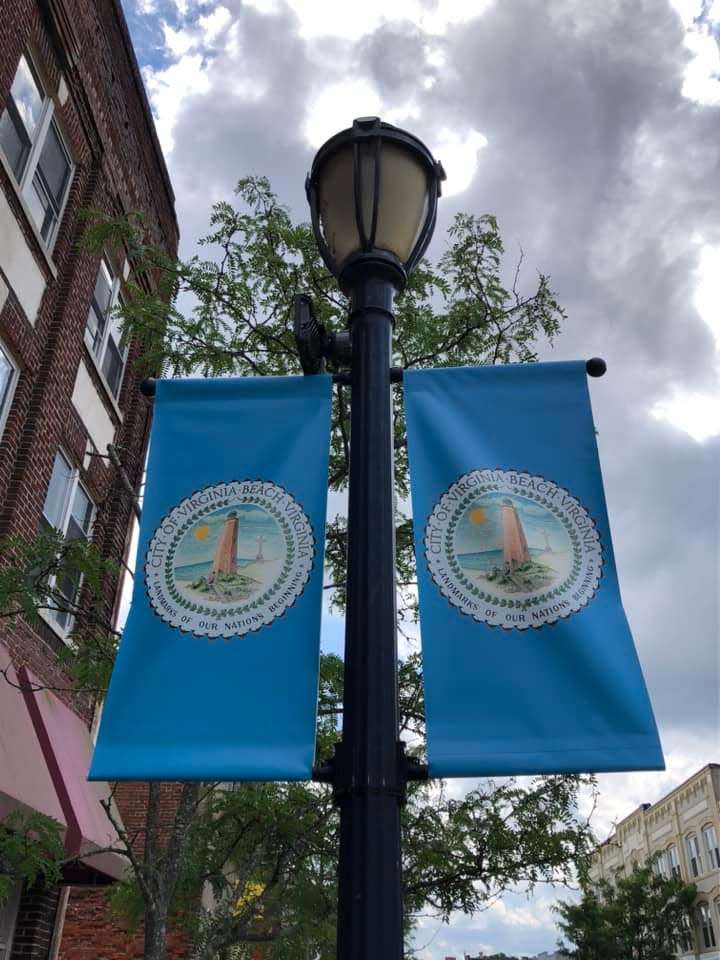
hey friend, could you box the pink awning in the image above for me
[0,645,65,825]
[0,643,126,881]
[22,668,126,881]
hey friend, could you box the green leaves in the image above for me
[0,810,64,904]
[173,779,338,960]
[403,773,596,922]
[0,527,109,623]
[395,212,564,373]
[555,863,698,960]
[0,528,119,690]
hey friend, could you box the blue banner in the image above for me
[405,362,664,777]
[90,376,332,781]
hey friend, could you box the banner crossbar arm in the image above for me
[139,359,606,399]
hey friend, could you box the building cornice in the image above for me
[593,765,718,853]
[39,0,178,239]
[107,0,178,224]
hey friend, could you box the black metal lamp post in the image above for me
[306,117,445,960]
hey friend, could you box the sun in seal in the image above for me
[424,469,603,630]
[144,480,315,639]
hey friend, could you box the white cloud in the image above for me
[668,0,702,28]
[242,0,281,13]
[580,733,717,841]
[484,898,549,929]
[694,242,720,344]
[682,27,720,105]
[161,6,231,57]
[303,79,384,146]
[304,93,486,201]
[421,0,496,33]
[304,82,452,152]
[425,43,447,68]
[262,0,495,40]
[143,7,271,154]
[162,21,195,56]
[650,388,720,442]
[669,0,720,105]
[142,54,211,152]
[431,127,487,197]
[650,242,720,442]
[167,0,203,16]
[197,6,232,44]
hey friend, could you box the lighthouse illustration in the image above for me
[500,499,530,566]
[211,511,239,575]
[255,535,266,562]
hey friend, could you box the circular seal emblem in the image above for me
[424,469,603,630]
[144,480,315,639]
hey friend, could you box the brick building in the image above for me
[0,0,179,957]
[589,764,720,959]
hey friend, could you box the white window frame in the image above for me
[0,339,19,438]
[686,833,703,878]
[0,52,73,250]
[667,843,682,879]
[675,912,694,955]
[702,823,720,870]
[40,450,95,637]
[85,257,128,399]
[652,849,669,878]
[699,901,717,950]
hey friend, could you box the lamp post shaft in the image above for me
[336,267,404,960]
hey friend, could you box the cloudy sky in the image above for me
[120,0,719,954]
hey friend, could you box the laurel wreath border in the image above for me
[423,469,605,632]
[143,479,316,640]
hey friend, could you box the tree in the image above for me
[0,810,64,904]
[555,864,697,960]
[2,176,589,960]
[83,176,565,617]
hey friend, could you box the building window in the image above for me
[0,879,22,960]
[702,824,719,870]
[0,341,19,437]
[675,913,694,954]
[85,258,127,397]
[667,843,682,879]
[686,833,703,877]
[41,451,94,632]
[699,902,716,949]
[0,53,72,247]
[652,850,669,878]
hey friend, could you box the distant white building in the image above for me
[589,764,720,959]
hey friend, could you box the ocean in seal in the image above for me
[174,559,256,581]
[457,546,547,573]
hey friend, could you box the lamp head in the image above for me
[306,117,445,292]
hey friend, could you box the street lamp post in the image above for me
[306,117,445,960]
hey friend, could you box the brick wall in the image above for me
[59,785,193,960]
[10,885,61,960]
[1,0,181,957]
[0,0,174,706]
[58,889,191,960]
[56,762,198,955]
